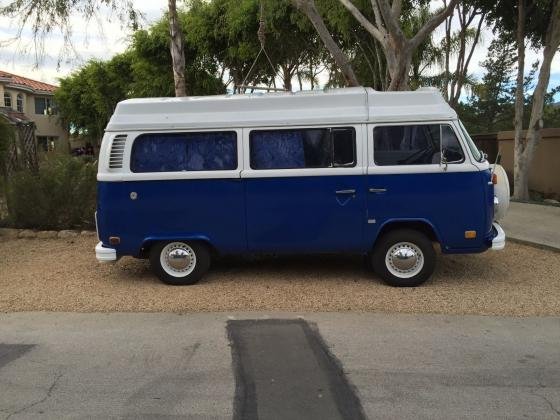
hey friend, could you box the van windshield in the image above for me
[459,120,484,162]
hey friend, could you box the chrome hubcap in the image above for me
[167,248,192,271]
[385,242,424,278]
[160,242,196,277]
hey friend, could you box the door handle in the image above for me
[336,189,356,194]
[369,188,387,193]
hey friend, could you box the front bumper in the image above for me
[95,241,117,262]
[491,222,506,250]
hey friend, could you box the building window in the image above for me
[35,97,56,115]
[16,93,23,112]
[131,131,238,173]
[373,124,464,166]
[37,136,58,152]
[4,92,11,108]
[250,127,356,170]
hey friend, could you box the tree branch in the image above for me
[293,0,360,86]
[376,0,405,41]
[452,11,485,104]
[411,0,458,49]
[391,0,402,18]
[338,0,386,44]
[370,0,385,30]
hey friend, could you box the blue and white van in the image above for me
[95,87,508,287]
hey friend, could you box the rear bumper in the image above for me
[491,222,506,250]
[95,241,117,262]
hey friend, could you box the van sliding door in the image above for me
[242,125,367,253]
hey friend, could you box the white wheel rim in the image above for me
[385,241,424,279]
[160,242,197,277]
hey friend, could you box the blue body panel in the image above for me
[366,170,493,253]
[97,179,246,256]
[245,176,366,253]
[97,170,494,257]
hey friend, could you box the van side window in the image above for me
[131,131,237,172]
[333,128,355,166]
[250,127,355,170]
[373,124,464,166]
[441,125,464,163]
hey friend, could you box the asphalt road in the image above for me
[1,312,559,419]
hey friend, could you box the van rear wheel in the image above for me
[371,229,435,287]
[149,241,210,285]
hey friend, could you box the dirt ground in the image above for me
[0,236,559,316]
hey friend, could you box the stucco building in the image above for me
[0,70,69,151]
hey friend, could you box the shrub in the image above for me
[5,154,97,230]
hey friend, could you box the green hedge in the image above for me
[4,155,97,230]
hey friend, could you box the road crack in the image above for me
[530,382,560,418]
[5,371,63,420]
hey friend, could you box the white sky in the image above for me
[0,0,558,93]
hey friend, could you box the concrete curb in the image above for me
[507,236,560,253]
[0,228,96,240]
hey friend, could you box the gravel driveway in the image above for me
[0,237,558,315]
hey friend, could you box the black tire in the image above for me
[149,241,211,285]
[371,229,436,287]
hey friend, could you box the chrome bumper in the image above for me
[491,222,506,251]
[95,241,117,262]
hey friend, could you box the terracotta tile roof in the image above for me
[0,107,32,124]
[0,70,57,93]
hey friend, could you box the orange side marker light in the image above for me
[465,231,477,239]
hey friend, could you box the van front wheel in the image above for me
[150,241,210,285]
[372,229,435,287]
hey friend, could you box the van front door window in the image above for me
[373,124,464,166]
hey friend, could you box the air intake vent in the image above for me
[109,135,127,169]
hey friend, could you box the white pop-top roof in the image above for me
[105,87,457,132]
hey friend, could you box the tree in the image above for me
[296,0,458,90]
[0,0,189,99]
[168,0,187,96]
[55,56,135,144]
[185,0,331,92]
[514,0,560,199]
[458,36,517,134]
[185,0,270,90]
[262,0,328,91]
[130,16,224,97]
[293,0,359,87]
[512,0,527,177]
[405,5,446,90]
[0,0,140,64]
[482,0,560,199]
[55,16,225,145]
[441,3,486,107]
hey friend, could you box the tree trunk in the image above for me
[373,43,387,90]
[293,0,360,87]
[282,65,293,91]
[513,0,526,199]
[386,46,412,91]
[449,11,484,108]
[514,0,560,200]
[168,0,187,97]
[443,5,452,102]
